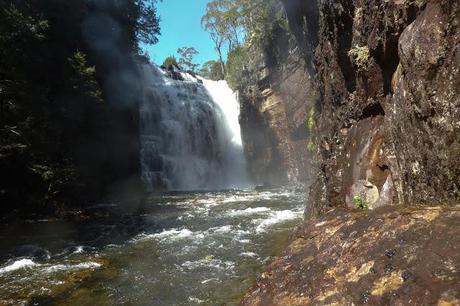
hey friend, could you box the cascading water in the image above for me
[139,64,249,191]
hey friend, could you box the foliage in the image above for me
[68,51,103,101]
[177,46,200,72]
[353,196,369,210]
[307,107,316,132]
[163,56,179,68]
[307,141,316,152]
[202,0,288,91]
[199,60,225,80]
[135,0,161,45]
[306,106,317,152]
[225,46,249,90]
[0,0,160,215]
[348,45,370,72]
[201,0,245,76]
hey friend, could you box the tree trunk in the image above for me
[216,46,226,77]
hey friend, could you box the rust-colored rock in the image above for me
[241,206,460,306]
[239,42,317,188]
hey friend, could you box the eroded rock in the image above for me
[278,0,460,217]
[241,206,460,306]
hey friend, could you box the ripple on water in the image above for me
[132,228,195,242]
[42,262,102,274]
[226,207,272,217]
[0,190,306,306]
[181,258,235,272]
[255,209,304,233]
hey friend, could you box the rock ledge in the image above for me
[242,206,460,305]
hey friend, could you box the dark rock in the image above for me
[277,0,460,217]
[385,249,396,259]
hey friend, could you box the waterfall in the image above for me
[139,64,249,191]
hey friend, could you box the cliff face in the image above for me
[239,30,317,187]
[241,0,459,304]
[290,0,460,216]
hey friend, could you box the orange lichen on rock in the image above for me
[241,206,460,305]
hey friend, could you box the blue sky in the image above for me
[142,0,224,66]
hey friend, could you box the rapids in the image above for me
[0,190,305,305]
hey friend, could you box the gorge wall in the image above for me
[239,0,459,212]
[238,27,318,188]
[307,0,459,216]
[241,0,460,304]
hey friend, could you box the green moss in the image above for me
[348,45,370,72]
[306,106,317,152]
[307,107,315,132]
[307,141,315,152]
[353,196,369,210]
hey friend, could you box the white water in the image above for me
[0,259,37,274]
[0,190,305,305]
[139,65,249,191]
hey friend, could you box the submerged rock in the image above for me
[241,206,460,305]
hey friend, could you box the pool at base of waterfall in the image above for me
[0,190,305,305]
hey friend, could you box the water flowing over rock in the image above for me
[139,64,248,191]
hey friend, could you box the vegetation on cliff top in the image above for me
[202,0,289,92]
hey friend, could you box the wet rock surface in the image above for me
[241,206,460,306]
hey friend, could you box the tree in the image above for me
[201,0,288,90]
[162,56,179,69]
[225,46,248,90]
[135,0,161,45]
[201,0,245,76]
[199,60,225,80]
[0,0,161,215]
[177,47,199,73]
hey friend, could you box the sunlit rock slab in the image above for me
[241,206,460,305]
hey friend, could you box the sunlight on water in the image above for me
[0,190,305,305]
[139,65,249,191]
[200,77,243,146]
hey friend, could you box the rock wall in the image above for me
[240,1,460,304]
[239,31,318,188]
[279,0,460,216]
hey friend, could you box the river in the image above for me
[0,190,305,305]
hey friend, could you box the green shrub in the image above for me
[225,46,249,91]
[353,196,369,210]
[162,56,178,68]
[348,45,370,72]
[199,60,224,80]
